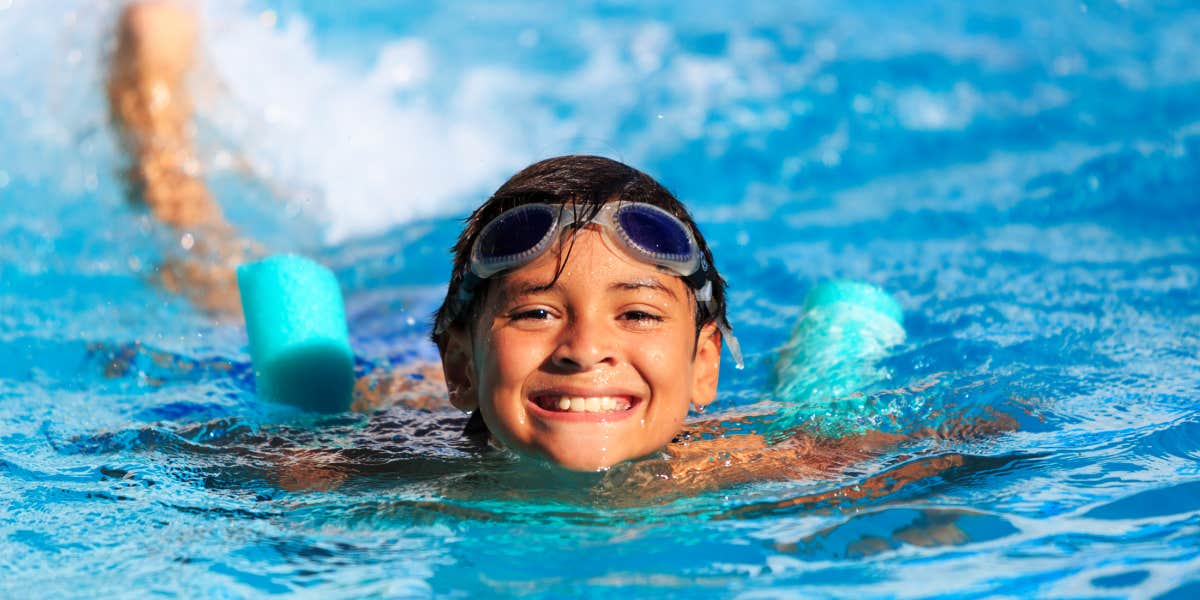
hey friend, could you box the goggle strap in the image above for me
[717,320,745,370]
[450,203,744,368]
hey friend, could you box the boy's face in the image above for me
[441,226,722,471]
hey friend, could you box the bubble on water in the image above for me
[370,39,431,89]
[895,83,980,131]
[1053,55,1082,76]
[815,39,837,61]
[815,74,838,94]
[517,28,539,48]
[631,23,670,72]
[213,150,233,170]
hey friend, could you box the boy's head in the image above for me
[432,155,734,470]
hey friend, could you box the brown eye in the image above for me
[621,310,663,323]
[511,308,552,321]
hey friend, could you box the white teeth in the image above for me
[542,396,632,413]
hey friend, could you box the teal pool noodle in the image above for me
[774,280,906,436]
[237,255,354,413]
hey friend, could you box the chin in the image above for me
[535,443,640,472]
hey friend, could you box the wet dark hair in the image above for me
[431,155,730,351]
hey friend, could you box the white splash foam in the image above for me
[10,0,1194,247]
[0,1,903,243]
[187,5,811,242]
[197,2,527,242]
[0,1,118,200]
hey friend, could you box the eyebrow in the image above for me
[609,278,680,300]
[508,280,557,299]
[501,278,680,301]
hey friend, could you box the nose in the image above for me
[549,314,617,372]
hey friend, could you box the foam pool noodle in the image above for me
[773,280,906,438]
[237,255,355,413]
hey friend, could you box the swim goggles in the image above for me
[441,202,742,368]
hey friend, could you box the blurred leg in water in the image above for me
[107,1,251,317]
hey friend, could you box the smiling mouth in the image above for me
[531,395,635,414]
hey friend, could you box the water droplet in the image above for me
[149,82,171,110]
[180,233,195,250]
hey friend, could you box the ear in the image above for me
[690,323,722,409]
[439,326,477,412]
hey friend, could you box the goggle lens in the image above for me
[615,204,694,262]
[476,205,556,262]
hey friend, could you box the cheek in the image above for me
[638,332,696,391]
[471,331,504,394]
[479,331,543,388]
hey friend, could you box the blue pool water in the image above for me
[2,0,1199,596]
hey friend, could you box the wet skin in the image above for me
[441,225,723,471]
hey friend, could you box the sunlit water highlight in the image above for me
[1,0,1199,597]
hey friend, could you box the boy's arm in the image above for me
[351,361,453,413]
[656,429,887,489]
[631,403,1017,497]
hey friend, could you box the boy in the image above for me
[106,3,907,488]
[430,155,734,471]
